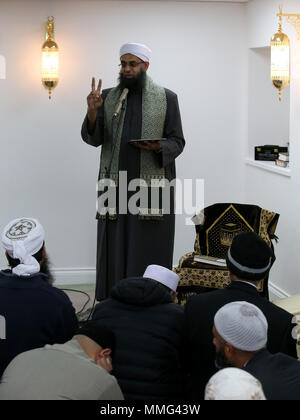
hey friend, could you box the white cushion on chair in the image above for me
[273,295,300,360]
[273,294,300,316]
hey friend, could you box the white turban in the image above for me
[2,218,45,277]
[143,264,179,292]
[214,301,268,352]
[205,368,266,400]
[120,42,152,62]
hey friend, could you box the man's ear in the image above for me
[95,347,111,361]
[225,343,235,361]
[95,348,113,372]
[144,62,150,71]
[102,348,112,357]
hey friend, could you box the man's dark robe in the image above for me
[81,85,185,300]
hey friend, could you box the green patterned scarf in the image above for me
[97,75,167,220]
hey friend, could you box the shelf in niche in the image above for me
[245,158,291,177]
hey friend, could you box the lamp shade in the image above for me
[41,17,59,99]
[271,30,290,100]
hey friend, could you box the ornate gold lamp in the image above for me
[271,6,290,101]
[271,6,300,101]
[42,17,59,99]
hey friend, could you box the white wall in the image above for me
[248,47,290,155]
[246,0,300,297]
[0,0,247,284]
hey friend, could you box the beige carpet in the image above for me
[55,284,96,317]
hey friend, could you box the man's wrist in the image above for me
[87,110,97,124]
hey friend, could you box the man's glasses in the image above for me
[119,60,144,68]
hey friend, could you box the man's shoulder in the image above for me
[166,302,184,314]
[186,288,229,309]
[251,292,294,321]
[33,281,74,307]
[249,349,299,369]
[164,88,178,100]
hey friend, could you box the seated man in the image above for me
[183,232,297,399]
[92,265,184,400]
[213,301,300,400]
[0,321,123,400]
[0,217,78,377]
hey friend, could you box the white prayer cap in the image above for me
[214,301,268,352]
[120,43,152,62]
[143,264,179,292]
[2,218,45,277]
[205,368,266,400]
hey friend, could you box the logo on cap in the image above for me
[6,219,36,240]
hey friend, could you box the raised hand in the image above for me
[87,78,103,124]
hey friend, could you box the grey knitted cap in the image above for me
[214,301,268,351]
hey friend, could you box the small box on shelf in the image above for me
[255,145,288,161]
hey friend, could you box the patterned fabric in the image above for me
[98,75,167,220]
[175,203,279,303]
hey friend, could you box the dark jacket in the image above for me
[182,281,297,400]
[0,270,78,378]
[92,277,184,400]
[244,349,300,400]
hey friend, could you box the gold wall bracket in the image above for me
[46,16,55,41]
[277,11,300,40]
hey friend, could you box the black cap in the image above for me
[226,232,272,281]
[76,321,115,354]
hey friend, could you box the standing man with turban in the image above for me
[81,43,185,300]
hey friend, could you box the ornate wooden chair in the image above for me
[174,203,279,304]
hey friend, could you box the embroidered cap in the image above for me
[120,42,152,62]
[214,301,268,351]
[205,368,266,400]
[226,232,272,281]
[143,264,179,292]
[2,218,45,277]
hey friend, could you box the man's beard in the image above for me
[118,69,146,91]
[40,256,55,285]
[215,344,234,370]
[7,254,54,285]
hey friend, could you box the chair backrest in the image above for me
[193,203,279,258]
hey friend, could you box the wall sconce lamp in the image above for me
[271,5,300,101]
[41,17,59,99]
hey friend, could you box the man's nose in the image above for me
[124,65,132,71]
